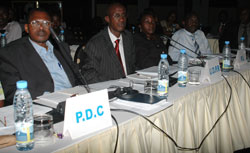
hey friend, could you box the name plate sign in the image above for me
[234,49,247,69]
[63,89,112,139]
[200,57,222,83]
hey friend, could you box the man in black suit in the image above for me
[79,2,136,84]
[220,8,250,51]
[0,8,79,106]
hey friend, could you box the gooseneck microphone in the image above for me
[161,35,201,56]
[49,27,91,93]
[160,35,205,67]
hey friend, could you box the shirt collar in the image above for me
[29,38,54,54]
[184,29,199,38]
[108,27,122,43]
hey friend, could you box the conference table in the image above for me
[1,63,250,153]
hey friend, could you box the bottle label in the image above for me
[222,59,231,69]
[157,79,168,95]
[178,71,187,84]
[15,122,34,143]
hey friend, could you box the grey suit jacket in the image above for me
[0,37,77,106]
[80,27,136,84]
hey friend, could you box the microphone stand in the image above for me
[50,27,91,93]
[161,35,205,67]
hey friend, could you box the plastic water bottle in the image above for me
[239,37,246,50]
[59,30,65,42]
[0,33,7,48]
[132,26,135,34]
[157,53,169,99]
[222,41,232,72]
[14,80,34,151]
[178,49,188,87]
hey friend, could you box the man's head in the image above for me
[51,12,61,31]
[184,12,199,34]
[218,10,228,23]
[167,11,177,24]
[104,3,127,37]
[240,8,250,24]
[24,8,51,45]
[0,6,9,29]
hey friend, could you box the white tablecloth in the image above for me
[1,64,250,153]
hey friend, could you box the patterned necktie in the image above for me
[194,39,200,55]
[242,25,248,47]
[115,39,125,74]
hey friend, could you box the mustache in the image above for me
[37,30,47,36]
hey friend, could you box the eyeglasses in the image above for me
[113,13,127,20]
[30,20,51,28]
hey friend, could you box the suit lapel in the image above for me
[102,28,124,74]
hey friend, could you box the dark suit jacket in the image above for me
[0,37,77,106]
[79,27,136,84]
[219,21,240,52]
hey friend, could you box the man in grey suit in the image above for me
[0,8,79,106]
[79,2,136,84]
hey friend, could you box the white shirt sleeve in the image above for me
[5,21,22,44]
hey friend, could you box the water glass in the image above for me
[144,80,158,96]
[34,114,55,146]
[188,69,201,85]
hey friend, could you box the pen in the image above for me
[4,116,6,126]
[58,63,62,69]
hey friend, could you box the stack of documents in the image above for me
[35,86,88,108]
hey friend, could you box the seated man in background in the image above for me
[168,12,211,61]
[220,8,250,51]
[134,10,173,70]
[0,8,79,106]
[79,2,135,84]
[0,6,22,44]
[50,12,75,45]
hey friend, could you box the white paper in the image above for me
[136,65,178,76]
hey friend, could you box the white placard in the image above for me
[200,57,221,83]
[63,89,112,139]
[234,49,247,69]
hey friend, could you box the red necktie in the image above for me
[115,39,125,74]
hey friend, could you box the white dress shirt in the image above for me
[168,28,212,61]
[108,27,127,75]
[29,38,72,91]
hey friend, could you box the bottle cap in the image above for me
[16,80,28,89]
[1,33,6,37]
[240,37,245,41]
[225,41,230,45]
[60,30,64,33]
[161,53,167,59]
[180,49,186,54]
